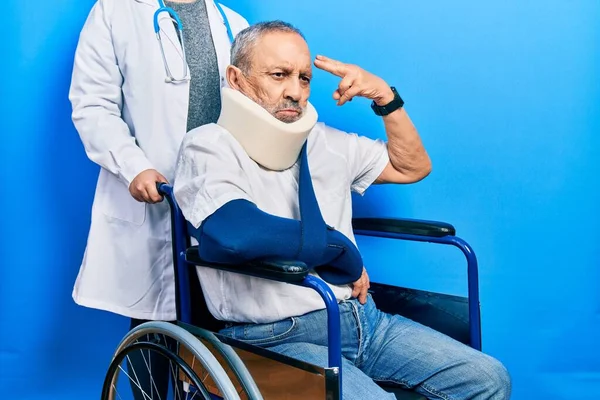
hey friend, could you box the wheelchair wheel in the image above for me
[191,329,264,400]
[102,321,244,400]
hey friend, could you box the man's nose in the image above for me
[283,78,302,102]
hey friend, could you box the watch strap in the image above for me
[371,87,404,116]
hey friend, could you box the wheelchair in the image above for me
[101,183,482,400]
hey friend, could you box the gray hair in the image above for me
[231,21,305,74]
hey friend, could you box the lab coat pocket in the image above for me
[97,170,147,226]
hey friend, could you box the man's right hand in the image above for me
[129,169,168,203]
[352,267,370,305]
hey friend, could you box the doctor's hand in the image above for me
[129,169,168,203]
[352,267,370,305]
[314,55,395,107]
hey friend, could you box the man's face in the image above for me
[233,32,312,123]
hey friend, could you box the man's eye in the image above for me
[301,76,311,83]
[272,72,285,79]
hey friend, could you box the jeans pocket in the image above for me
[238,317,298,346]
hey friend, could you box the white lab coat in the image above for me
[68,0,249,320]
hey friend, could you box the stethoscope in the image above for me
[153,0,234,83]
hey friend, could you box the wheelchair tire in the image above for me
[102,340,213,400]
[103,321,244,400]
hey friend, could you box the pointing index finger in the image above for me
[314,54,348,77]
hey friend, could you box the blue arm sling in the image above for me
[190,144,364,285]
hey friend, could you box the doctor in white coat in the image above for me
[69,1,248,397]
[69,0,248,322]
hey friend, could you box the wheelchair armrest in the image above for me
[352,217,456,237]
[185,246,309,283]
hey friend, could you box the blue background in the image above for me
[1,0,598,399]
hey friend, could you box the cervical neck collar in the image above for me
[217,87,318,171]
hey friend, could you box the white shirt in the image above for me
[173,122,389,323]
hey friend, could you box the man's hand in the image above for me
[314,55,394,107]
[129,169,168,203]
[352,267,370,305]
[315,55,431,184]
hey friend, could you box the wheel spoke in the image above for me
[120,361,153,400]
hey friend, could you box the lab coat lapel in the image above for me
[205,0,232,85]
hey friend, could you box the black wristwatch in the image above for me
[371,87,404,116]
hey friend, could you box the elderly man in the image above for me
[173,21,511,400]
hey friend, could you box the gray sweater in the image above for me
[166,0,221,132]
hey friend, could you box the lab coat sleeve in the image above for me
[68,0,154,185]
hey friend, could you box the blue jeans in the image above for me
[219,295,511,400]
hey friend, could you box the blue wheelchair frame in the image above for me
[158,183,482,398]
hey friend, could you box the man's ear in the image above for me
[226,65,244,90]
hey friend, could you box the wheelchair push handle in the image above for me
[156,182,179,208]
[156,181,171,198]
